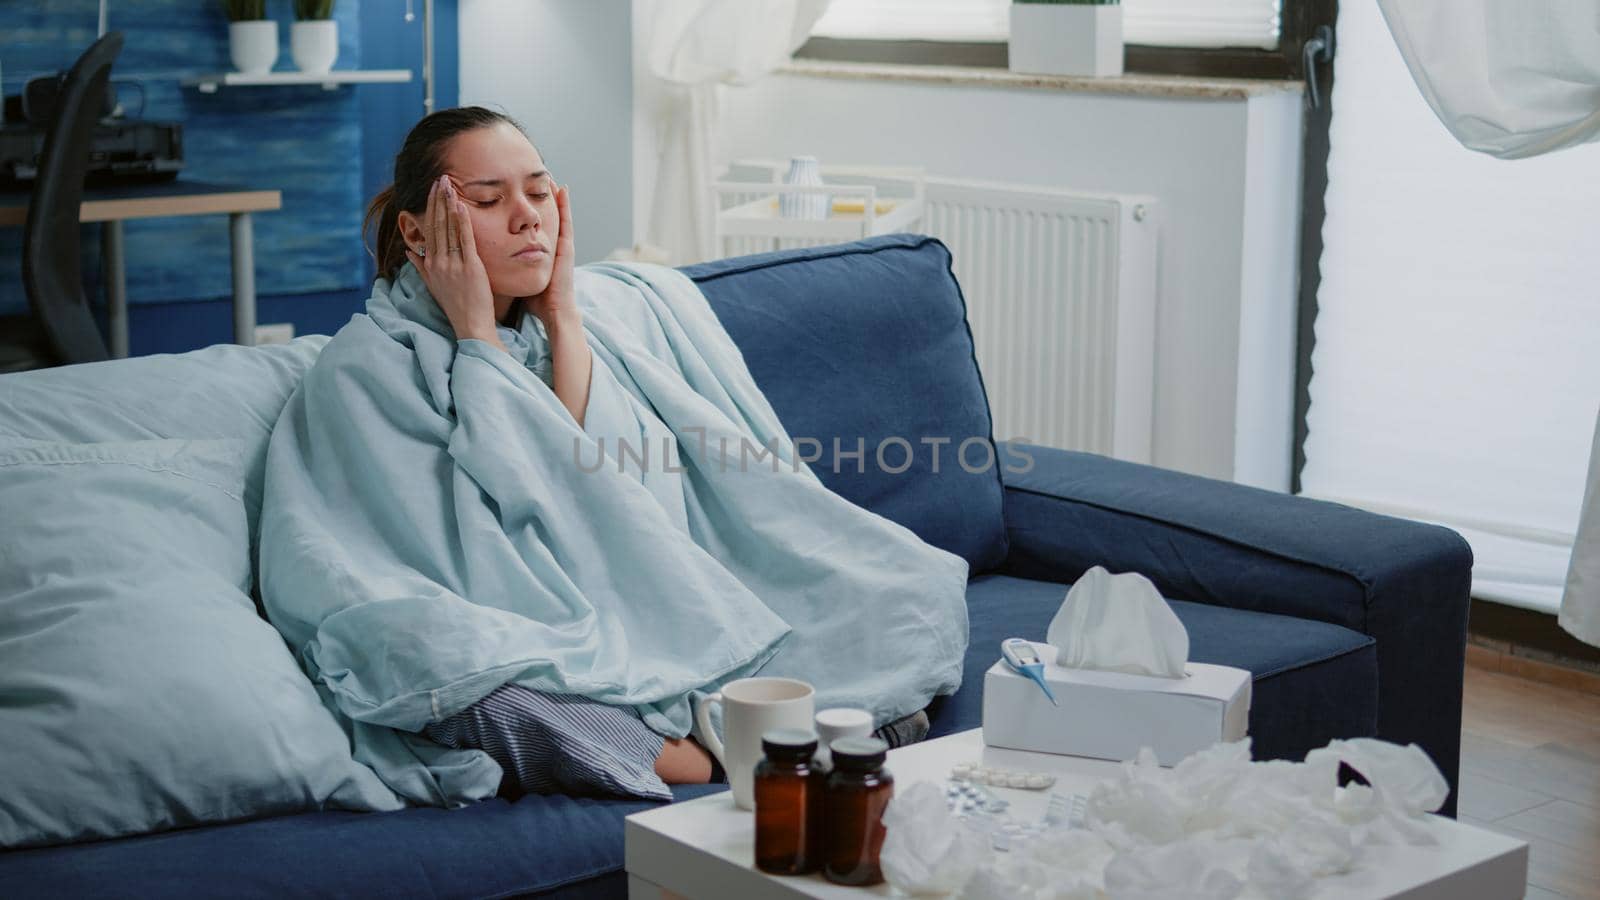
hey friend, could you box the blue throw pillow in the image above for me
[0,438,401,849]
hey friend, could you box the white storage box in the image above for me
[982,640,1251,765]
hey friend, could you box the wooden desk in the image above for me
[0,179,281,357]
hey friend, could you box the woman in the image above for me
[362,106,715,797]
[353,106,935,802]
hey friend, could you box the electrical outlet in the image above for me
[254,323,295,345]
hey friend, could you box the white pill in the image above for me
[1025,774,1050,789]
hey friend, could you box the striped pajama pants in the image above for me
[424,684,672,801]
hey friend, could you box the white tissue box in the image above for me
[982,641,1251,766]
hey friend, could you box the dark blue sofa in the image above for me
[0,234,1471,898]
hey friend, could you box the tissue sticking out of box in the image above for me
[1046,566,1189,679]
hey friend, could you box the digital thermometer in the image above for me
[1001,637,1058,706]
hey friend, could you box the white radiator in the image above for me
[923,177,1159,463]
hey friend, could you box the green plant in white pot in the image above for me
[222,0,277,75]
[1009,0,1124,78]
[292,0,339,74]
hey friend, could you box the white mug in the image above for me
[694,677,815,810]
[813,707,875,769]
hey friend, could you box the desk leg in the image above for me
[102,221,128,358]
[229,212,257,346]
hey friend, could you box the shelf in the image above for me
[716,193,925,240]
[712,161,927,256]
[182,69,413,93]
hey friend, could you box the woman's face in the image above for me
[429,122,557,304]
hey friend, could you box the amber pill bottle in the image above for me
[822,736,894,886]
[753,728,824,875]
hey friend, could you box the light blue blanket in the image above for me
[259,261,969,805]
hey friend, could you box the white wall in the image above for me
[719,72,1304,485]
[459,0,633,264]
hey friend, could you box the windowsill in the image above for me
[778,58,1304,101]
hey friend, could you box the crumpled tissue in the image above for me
[879,734,1451,899]
[1047,566,1189,678]
[1079,737,1448,897]
[879,781,989,896]
[963,829,1114,900]
[1103,838,1248,900]
[1310,738,1449,847]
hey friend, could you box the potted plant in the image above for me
[223,0,277,75]
[1008,0,1124,78]
[291,0,340,74]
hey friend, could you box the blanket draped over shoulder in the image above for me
[259,261,969,805]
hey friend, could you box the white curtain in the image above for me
[1565,411,1600,645]
[1375,0,1600,647]
[1301,1,1600,632]
[811,0,1282,49]
[636,0,833,265]
[1377,1,1600,160]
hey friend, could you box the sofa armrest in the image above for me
[996,442,1473,816]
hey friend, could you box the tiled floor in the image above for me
[1458,664,1600,899]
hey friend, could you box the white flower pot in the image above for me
[291,20,339,74]
[228,20,279,75]
[1008,3,1124,78]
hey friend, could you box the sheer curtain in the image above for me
[1373,0,1600,646]
[635,0,833,265]
[811,0,1282,49]
[1302,1,1600,624]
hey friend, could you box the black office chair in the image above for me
[0,31,123,373]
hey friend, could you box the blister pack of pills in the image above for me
[948,762,1057,790]
[941,762,1091,853]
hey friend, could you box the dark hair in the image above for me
[363,105,535,281]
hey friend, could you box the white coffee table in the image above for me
[625,728,1528,900]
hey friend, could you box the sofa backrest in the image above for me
[685,234,1008,572]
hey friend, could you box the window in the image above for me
[810,0,1009,42]
[811,0,1281,49]
[801,0,1322,80]
[1300,0,1600,613]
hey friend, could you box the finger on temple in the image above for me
[444,186,459,250]
[455,199,476,255]
[430,178,446,255]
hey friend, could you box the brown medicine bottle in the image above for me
[753,728,824,875]
[822,736,894,886]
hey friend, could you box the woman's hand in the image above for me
[405,173,501,347]
[528,183,592,426]
[528,183,578,328]
[654,736,714,784]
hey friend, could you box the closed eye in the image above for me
[469,192,546,207]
